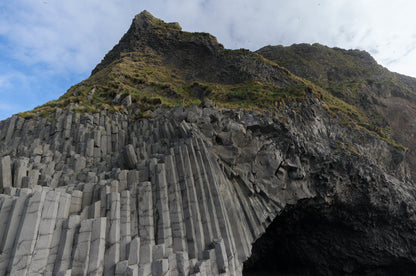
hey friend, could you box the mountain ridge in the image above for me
[257,43,416,180]
[91,10,295,87]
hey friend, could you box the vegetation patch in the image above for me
[17,47,407,152]
[18,51,310,119]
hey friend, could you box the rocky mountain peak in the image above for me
[91,10,218,75]
[133,10,160,26]
[91,11,299,87]
[23,11,302,123]
[131,10,182,32]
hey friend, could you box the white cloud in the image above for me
[149,0,416,78]
[1,0,416,119]
[388,48,416,78]
[0,71,29,90]
[2,0,416,77]
[0,75,12,89]
[0,0,151,74]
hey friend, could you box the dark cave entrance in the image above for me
[242,200,416,276]
[242,204,318,276]
[241,201,360,275]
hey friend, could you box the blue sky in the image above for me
[1,0,416,120]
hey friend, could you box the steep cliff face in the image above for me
[257,44,416,181]
[1,10,416,276]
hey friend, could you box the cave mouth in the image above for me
[242,204,317,276]
[241,202,356,275]
[242,200,416,276]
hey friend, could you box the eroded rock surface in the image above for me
[0,94,414,275]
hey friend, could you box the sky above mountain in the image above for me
[1,0,416,119]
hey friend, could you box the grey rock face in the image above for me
[0,98,414,275]
[0,156,11,192]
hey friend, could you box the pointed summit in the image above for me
[130,10,158,31]
[135,10,156,23]
[91,10,187,74]
[131,10,181,32]
[91,11,296,87]
[129,10,182,34]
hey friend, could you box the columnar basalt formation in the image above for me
[0,106,278,275]
[0,98,415,275]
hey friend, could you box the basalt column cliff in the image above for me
[1,11,416,276]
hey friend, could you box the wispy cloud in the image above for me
[1,0,416,119]
[2,0,416,76]
[159,0,416,77]
[0,72,29,118]
[0,74,13,89]
[1,1,138,74]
